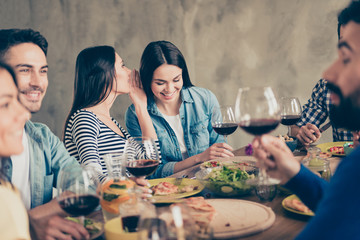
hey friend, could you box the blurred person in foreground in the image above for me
[291,6,354,145]
[0,62,31,239]
[0,29,89,239]
[253,1,360,239]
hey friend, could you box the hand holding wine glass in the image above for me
[235,87,280,200]
[280,97,302,136]
[211,106,238,142]
[57,166,100,235]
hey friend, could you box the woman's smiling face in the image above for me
[151,64,183,104]
[0,68,30,156]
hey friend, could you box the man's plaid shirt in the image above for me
[296,79,353,142]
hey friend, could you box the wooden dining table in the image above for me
[164,146,342,240]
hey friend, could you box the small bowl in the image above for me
[344,142,354,156]
[285,139,298,152]
[195,166,258,197]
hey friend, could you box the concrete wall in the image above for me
[0,0,350,149]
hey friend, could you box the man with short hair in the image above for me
[0,29,89,240]
[254,1,360,238]
[291,7,354,145]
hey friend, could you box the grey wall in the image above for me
[0,0,350,149]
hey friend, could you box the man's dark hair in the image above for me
[0,61,17,86]
[0,29,48,61]
[337,1,360,39]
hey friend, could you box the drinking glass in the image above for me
[57,166,100,225]
[101,151,135,222]
[125,137,160,178]
[137,203,169,240]
[280,97,302,136]
[211,106,238,142]
[235,87,280,200]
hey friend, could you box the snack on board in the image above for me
[100,179,135,214]
[277,134,294,142]
[151,181,198,195]
[283,197,313,214]
[328,146,344,155]
[180,197,216,227]
[202,160,221,168]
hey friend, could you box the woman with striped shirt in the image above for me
[63,46,160,182]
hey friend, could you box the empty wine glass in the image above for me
[57,166,100,227]
[211,106,238,142]
[280,97,302,136]
[235,87,280,200]
[125,137,160,178]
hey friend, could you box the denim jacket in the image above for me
[25,120,81,208]
[125,87,224,178]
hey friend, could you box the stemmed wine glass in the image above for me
[235,87,280,200]
[211,106,238,142]
[125,137,160,178]
[57,166,100,227]
[280,97,302,136]
[137,203,169,240]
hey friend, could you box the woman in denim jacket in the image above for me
[125,41,234,178]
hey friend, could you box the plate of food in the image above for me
[66,217,104,239]
[282,194,314,217]
[201,157,257,169]
[316,141,351,157]
[148,178,204,204]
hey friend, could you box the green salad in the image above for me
[203,166,256,196]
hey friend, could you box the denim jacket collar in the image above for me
[147,88,194,116]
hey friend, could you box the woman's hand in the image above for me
[252,135,300,184]
[199,143,234,162]
[129,177,153,199]
[128,69,147,110]
[296,123,321,145]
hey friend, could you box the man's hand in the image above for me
[29,199,89,240]
[353,131,360,148]
[296,123,321,145]
[199,143,234,162]
[252,135,301,184]
[30,215,90,240]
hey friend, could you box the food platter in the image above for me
[282,195,314,217]
[201,156,257,169]
[316,141,350,157]
[148,178,204,204]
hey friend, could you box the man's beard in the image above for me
[328,82,360,131]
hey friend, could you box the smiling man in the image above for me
[253,1,360,239]
[0,29,89,240]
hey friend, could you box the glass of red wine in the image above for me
[280,97,302,136]
[57,166,100,227]
[235,87,281,199]
[125,137,160,178]
[211,106,238,142]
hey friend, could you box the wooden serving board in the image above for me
[207,199,275,239]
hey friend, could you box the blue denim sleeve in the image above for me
[206,90,225,145]
[125,105,142,137]
[284,164,328,211]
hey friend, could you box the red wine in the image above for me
[122,215,140,232]
[239,119,280,135]
[212,123,238,135]
[126,159,159,177]
[59,194,99,216]
[281,115,301,126]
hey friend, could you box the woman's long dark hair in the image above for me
[63,45,116,139]
[139,41,193,99]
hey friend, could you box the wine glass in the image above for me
[137,203,169,240]
[125,137,160,178]
[211,106,238,142]
[280,97,302,136]
[235,87,280,200]
[57,166,100,226]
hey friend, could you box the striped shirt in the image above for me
[64,109,161,180]
[296,79,353,141]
